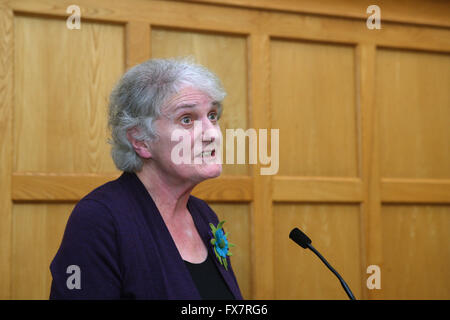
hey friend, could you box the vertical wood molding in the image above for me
[357,43,383,300]
[126,21,151,70]
[0,4,13,299]
[249,33,273,299]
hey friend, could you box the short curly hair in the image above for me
[107,58,226,172]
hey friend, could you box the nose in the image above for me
[201,116,219,143]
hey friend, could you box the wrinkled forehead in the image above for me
[160,86,221,117]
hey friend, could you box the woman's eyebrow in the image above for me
[173,101,220,113]
[173,103,197,112]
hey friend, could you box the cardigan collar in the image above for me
[119,171,242,300]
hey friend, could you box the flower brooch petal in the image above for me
[209,220,235,271]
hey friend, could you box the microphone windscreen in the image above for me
[289,228,312,249]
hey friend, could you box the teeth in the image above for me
[202,151,213,157]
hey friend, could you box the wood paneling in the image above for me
[273,203,362,299]
[126,21,151,69]
[184,0,450,28]
[377,48,450,179]
[12,173,120,201]
[381,204,450,299]
[357,43,383,300]
[248,33,273,299]
[381,178,450,204]
[13,15,124,173]
[272,177,363,203]
[375,47,450,299]
[12,173,252,202]
[271,39,358,177]
[11,203,72,299]
[192,177,253,202]
[7,0,450,52]
[9,14,125,300]
[263,11,450,53]
[0,4,13,299]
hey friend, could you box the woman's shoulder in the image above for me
[82,175,123,204]
[66,175,129,231]
[76,173,136,214]
[67,193,117,237]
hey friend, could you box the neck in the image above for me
[135,163,195,221]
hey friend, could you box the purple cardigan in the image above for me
[50,172,243,300]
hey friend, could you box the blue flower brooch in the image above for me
[209,220,235,271]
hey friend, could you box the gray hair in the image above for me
[108,58,226,172]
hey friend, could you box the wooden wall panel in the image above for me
[126,21,151,69]
[357,42,382,301]
[151,28,249,176]
[0,3,13,299]
[271,39,358,177]
[185,0,450,28]
[376,47,450,300]
[209,203,251,299]
[273,203,362,299]
[13,15,124,173]
[377,48,450,179]
[11,204,72,299]
[381,204,450,299]
[248,33,273,299]
[11,15,125,299]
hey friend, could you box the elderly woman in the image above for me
[49,59,242,300]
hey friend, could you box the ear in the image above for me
[126,127,152,159]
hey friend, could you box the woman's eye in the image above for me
[181,116,192,125]
[208,112,218,121]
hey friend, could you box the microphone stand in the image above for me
[306,243,356,300]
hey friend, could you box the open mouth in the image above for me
[201,149,216,158]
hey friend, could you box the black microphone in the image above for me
[289,227,356,300]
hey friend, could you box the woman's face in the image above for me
[147,86,222,184]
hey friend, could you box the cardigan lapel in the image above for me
[188,198,243,300]
[120,172,242,299]
[119,172,202,299]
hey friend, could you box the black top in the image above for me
[184,254,235,300]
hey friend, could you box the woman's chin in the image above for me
[194,163,222,182]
